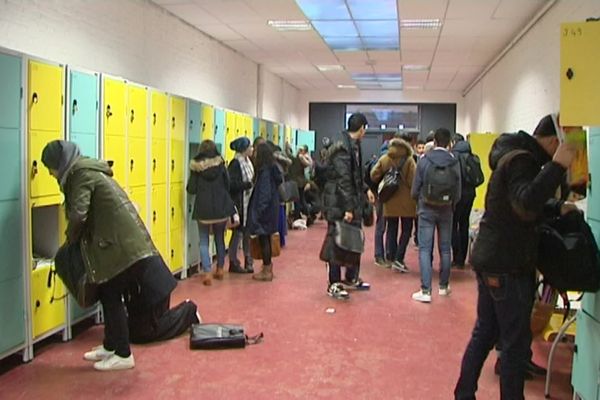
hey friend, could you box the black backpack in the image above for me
[537,211,600,292]
[423,158,458,206]
[459,153,485,187]
[377,157,407,203]
[364,158,378,194]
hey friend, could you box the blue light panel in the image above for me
[296,0,350,20]
[355,20,398,37]
[325,37,364,50]
[361,37,399,50]
[346,0,397,20]
[312,20,358,37]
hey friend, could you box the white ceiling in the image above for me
[152,0,549,92]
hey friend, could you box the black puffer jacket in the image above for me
[186,151,235,222]
[322,131,366,225]
[470,131,566,274]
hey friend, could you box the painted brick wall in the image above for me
[458,0,600,135]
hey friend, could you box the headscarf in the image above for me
[41,140,81,188]
[230,137,251,153]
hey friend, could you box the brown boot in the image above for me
[201,273,212,286]
[213,267,224,280]
[252,264,273,281]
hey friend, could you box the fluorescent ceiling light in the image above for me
[317,64,345,71]
[400,19,442,29]
[337,84,357,89]
[267,20,312,31]
[402,64,430,71]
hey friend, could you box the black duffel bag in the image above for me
[190,323,263,350]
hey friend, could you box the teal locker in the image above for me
[69,71,99,137]
[0,199,23,282]
[253,118,259,139]
[0,277,26,354]
[278,125,284,146]
[70,132,96,158]
[188,100,201,144]
[266,122,274,142]
[572,312,600,400]
[214,109,225,153]
[0,53,21,129]
[296,129,316,153]
[583,218,600,318]
[0,128,21,201]
[589,134,600,222]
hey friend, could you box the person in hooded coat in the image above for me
[186,140,236,286]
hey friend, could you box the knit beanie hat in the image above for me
[230,137,251,153]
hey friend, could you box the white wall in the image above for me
[259,66,302,128]
[0,0,301,126]
[458,0,600,135]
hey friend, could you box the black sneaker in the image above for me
[342,278,371,291]
[229,264,246,273]
[494,358,534,380]
[327,283,349,299]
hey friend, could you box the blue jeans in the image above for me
[454,272,535,400]
[198,221,226,273]
[228,225,252,268]
[417,206,452,291]
[374,201,386,260]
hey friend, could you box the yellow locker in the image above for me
[273,123,279,145]
[151,91,168,140]
[560,21,600,126]
[170,183,184,231]
[31,264,66,338]
[151,184,167,235]
[103,78,127,137]
[469,133,500,210]
[260,120,267,138]
[225,111,237,162]
[245,115,253,139]
[151,138,167,185]
[235,113,244,138]
[30,130,62,200]
[128,137,147,187]
[104,135,127,187]
[128,186,148,226]
[170,139,185,183]
[28,60,63,133]
[169,228,185,272]
[202,105,214,141]
[285,126,293,147]
[127,85,148,139]
[169,96,186,141]
[153,231,169,263]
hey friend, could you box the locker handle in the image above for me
[189,119,193,129]
[130,159,134,170]
[47,268,53,288]
[171,207,175,217]
[171,249,174,258]
[188,204,192,213]
[153,113,157,125]
[566,68,574,80]
[72,99,78,115]
[32,92,38,104]
[32,160,38,177]
[202,122,206,131]
[153,159,156,170]
[171,159,175,171]
[153,211,157,222]
[130,109,135,123]
[106,105,113,118]
[107,160,114,167]
[35,300,41,309]
[172,117,176,129]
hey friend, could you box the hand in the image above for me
[560,201,580,216]
[367,190,375,204]
[344,211,353,223]
[553,142,576,169]
[304,183,311,192]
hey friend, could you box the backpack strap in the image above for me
[245,332,264,345]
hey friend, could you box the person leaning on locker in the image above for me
[42,140,199,372]
[454,114,577,400]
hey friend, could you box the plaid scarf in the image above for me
[236,153,254,225]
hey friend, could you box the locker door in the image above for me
[170,183,184,231]
[260,120,267,139]
[201,104,214,141]
[0,129,21,201]
[28,60,63,133]
[187,197,199,267]
[70,132,97,158]
[588,135,600,221]
[188,100,201,145]
[0,53,21,129]
[128,185,148,226]
[151,91,167,140]
[270,123,277,143]
[169,96,186,141]
[154,231,168,263]
[69,71,98,137]
[31,264,66,338]
[0,200,22,281]
[245,115,253,139]
[214,108,225,153]
[0,277,25,353]
[30,130,62,199]
[103,78,127,137]
[170,139,185,183]
[151,184,167,235]
[572,312,600,400]
[151,138,168,185]
[225,111,237,162]
[128,136,147,187]
[253,118,260,139]
[104,135,127,187]
[127,85,148,139]
[169,228,185,272]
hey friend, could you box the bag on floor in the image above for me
[249,233,281,260]
[190,323,263,350]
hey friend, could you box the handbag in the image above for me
[54,241,98,308]
[190,323,263,350]
[249,233,281,260]
[377,157,407,203]
[278,181,300,203]
[334,221,364,254]
[226,207,240,230]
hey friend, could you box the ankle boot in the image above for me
[213,267,224,280]
[252,264,273,281]
[200,273,212,286]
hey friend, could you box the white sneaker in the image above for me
[412,290,432,303]
[84,345,114,361]
[391,261,409,273]
[93,353,135,371]
[439,286,452,296]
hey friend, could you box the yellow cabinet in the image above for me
[170,139,185,183]
[151,91,168,140]
[259,120,267,138]
[31,264,66,339]
[169,96,186,141]
[104,135,127,187]
[245,115,253,139]
[127,84,148,139]
[103,78,127,137]
[560,21,600,126]
[153,231,168,263]
[28,60,63,133]
[170,183,184,231]
[128,137,147,187]
[151,138,167,185]
[30,130,62,200]
[225,111,237,162]
[169,228,185,272]
[128,185,148,226]
[151,184,167,235]
[201,104,214,141]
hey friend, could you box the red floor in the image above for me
[0,220,575,399]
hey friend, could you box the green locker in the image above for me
[0,53,21,129]
[572,312,600,400]
[0,200,24,282]
[589,134,600,222]
[0,277,26,354]
[69,71,99,140]
[188,100,201,144]
[214,109,225,155]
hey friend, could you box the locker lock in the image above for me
[566,68,574,80]
[188,204,192,213]
[171,249,174,258]
[72,99,78,115]
[107,160,114,167]
[171,207,175,217]
[32,160,38,177]
[35,300,41,309]
[172,117,176,128]
[106,105,113,118]
[202,122,206,131]
[152,159,156,170]
[130,159,134,170]
[153,211,157,222]
[189,119,193,129]
[130,109,135,123]
[32,92,38,104]
[171,159,175,170]
[153,113,157,125]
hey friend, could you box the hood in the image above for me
[190,155,224,180]
[71,157,114,176]
[424,148,458,167]
[387,138,413,159]
[489,131,550,171]
[452,140,472,154]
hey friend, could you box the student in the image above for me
[41,140,158,371]
[366,141,390,267]
[319,113,374,299]
[411,128,461,303]
[289,145,313,221]
[186,140,236,286]
[454,115,576,399]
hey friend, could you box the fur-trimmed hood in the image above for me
[387,138,413,160]
[190,155,224,180]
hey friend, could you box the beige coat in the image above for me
[370,138,417,218]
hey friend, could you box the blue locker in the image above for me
[0,277,26,353]
[296,130,316,153]
[266,122,274,142]
[69,71,98,157]
[70,132,97,158]
[0,200,22,282]
[0,129,21,201]
[0,53,21,129]
[214,109,225,154]
[589,134,600,222]
[188,100,201,144]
